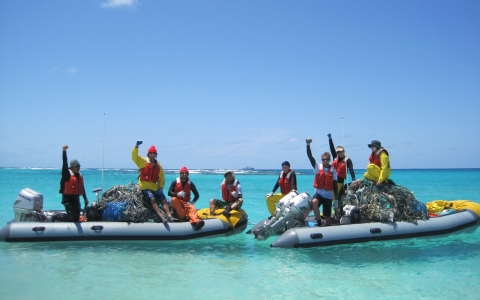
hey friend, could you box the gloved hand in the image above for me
[189,200,196,205]
[306,138,312,145]
[266,192,273,198]
[231,191,239,198]
[136,141,143,147]
[327,133,331,139]
[177,191,186,197]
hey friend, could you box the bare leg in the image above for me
[325,216,331,226]
[312,198,321,220]
[161,199,173,218]
[151,198,165,221]
[209,199,216,215]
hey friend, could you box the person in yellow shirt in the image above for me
[132,141,176,223]
[364,140,391,185]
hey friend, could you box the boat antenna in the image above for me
[342,117,349,189]
[102,112,105,192]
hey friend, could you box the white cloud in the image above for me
[67,68,77,75]
[100,0,137,8]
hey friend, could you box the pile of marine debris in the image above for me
[340,179,428,223]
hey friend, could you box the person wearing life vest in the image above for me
[364,140,391,185]
[265,161,297,218]
[132,141,177,223]
[209,170,243,217]
[167,167,205,231]
[53,145,89,222]
[307,138,338,226]
[328,133,356,200]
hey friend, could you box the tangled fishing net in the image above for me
[340,179,428,223]
[89,183,167,223]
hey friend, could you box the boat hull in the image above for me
[0,216,248,242]
[270,210,479,248]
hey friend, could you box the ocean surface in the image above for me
[0,168,479,299]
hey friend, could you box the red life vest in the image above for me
[64,170,84,195]
[313,166,334,191]
[332,157,349,179]
[278,170,293,194]
[139,161,160,183]
[221,179,238,202]
[174,177,191,201]
[369,149,389,168]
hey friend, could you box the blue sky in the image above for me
[1,0,479,169]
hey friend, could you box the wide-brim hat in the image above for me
[368,140,382,149]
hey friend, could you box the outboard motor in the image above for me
[266,190,299,225]
[13,188,44,221]
[255,192,312,241]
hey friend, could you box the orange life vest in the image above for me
[139,161,160,183]
[63,170,84,195]
[221,179,238,202]
[174,177,191,201]
[313,166,334,191]
[332,157,349,179]
[369,149,389,168]
[278,170,293,194]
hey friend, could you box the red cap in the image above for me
[148,146,157,154]
[180,166,189,174]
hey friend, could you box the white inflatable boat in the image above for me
[0,188,248,242]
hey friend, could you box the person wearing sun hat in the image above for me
[209,170,243,217]
[167,166,204,231]
[306,138,339,226]
[364,140,391,185]
[132,141,177,223]
[327,133,356,200]
[265,161,297,218]
[53,145,89,222]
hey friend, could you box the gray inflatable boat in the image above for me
[0,188,248,242]
[270,210,479,248]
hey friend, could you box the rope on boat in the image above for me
[341,179,428,223]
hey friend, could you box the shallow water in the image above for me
[1,168,479,299]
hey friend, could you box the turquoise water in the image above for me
[1,168,479,299]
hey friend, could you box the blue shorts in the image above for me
[142,189,167,206]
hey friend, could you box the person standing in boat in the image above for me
[265,161,297,218]
[306,138,338,226]
[209,170,243,217]
[54,145,89,222]
[364,140,391,185]
[132,141,176,223]
[167,167,205,231]
[328,133,356,198]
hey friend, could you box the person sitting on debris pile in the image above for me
[364,140,391,186]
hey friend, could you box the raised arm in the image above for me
[328,133,337,160]
[306,142,316,169]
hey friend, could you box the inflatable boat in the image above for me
[0,188,248,242]
[247,191,480,248]
[269,210,479,248]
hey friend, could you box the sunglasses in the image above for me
[321,158,330,161]
[180,172,188,175]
